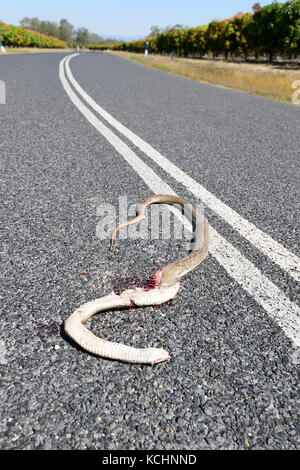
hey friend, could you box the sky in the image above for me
[1,0,271,39]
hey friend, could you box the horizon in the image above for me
[1,0,271,40]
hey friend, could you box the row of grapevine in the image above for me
[94,1,300,61]
[0,21,67,48]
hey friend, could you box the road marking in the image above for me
[64,53,300,282]
[0,340,8,365]
[59,54,300,348]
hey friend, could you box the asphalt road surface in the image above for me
[0,51,299,450]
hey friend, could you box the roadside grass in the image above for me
[1,47,77,54]
[108,51,300,105]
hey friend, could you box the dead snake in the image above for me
[64,195,209,364]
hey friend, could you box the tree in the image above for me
[76,27,89,45]
[171,24,184,30]
[252,3,262,12]
[38,20,59,38]
[149,25,161,37]
[230,13,254,59]
[194,25,208,56]
[148,24,182,38]
[19,17,59,38]
[252,2,286,62]
[20,17,39,30]
[206,19,234,58]
[59,18,75,44]
[280,0,300,57]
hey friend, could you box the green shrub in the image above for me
[86,44,115,50]
[109,1,300,60]
[0,21,67,48]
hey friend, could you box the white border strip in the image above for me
[64,54,300,282]
[59,54,300,348]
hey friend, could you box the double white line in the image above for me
[59,53,300,348]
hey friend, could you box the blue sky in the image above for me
[2,0,271,39]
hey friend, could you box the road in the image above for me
[0,51,299,450]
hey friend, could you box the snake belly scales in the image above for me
[64,195,209,365]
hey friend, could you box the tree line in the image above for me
[19,17,119,46]
[104,1,300,62]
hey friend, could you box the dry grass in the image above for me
[109,51,300,105]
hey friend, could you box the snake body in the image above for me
[64,195,209,364]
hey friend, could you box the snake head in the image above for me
[147,347,171,365]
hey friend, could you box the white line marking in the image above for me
[60,54,300,348]
[0,340,8,365]
[65,54,300,282]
